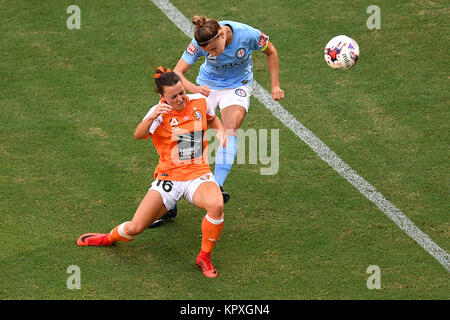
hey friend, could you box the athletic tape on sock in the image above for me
[118,221,136,240]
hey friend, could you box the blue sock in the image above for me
[214,135,237,186]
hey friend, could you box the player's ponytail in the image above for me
[192,15,220,47]
[154,66,171,79]
[154,66,181,95]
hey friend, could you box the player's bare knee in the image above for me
[125,222,144,236]
[207,200,224,218]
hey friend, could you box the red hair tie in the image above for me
[154,66,172,79]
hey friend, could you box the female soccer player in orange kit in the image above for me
[77,67,228,278]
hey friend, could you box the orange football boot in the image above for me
[196,252,218,278]
[77,233,113,246]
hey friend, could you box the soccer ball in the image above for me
[324,35,359,70]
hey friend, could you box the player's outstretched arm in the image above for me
[174,58,211,96]
[262,42,285,101]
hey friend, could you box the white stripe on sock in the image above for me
[205,214,224,225]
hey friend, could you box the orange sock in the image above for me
[107,221,136,243]
[201,214,224,253]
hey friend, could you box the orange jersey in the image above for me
[142,94,216,181]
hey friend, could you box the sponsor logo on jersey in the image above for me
[235,47,246,59]
[170,117,179,126]
[177,130,204,160]
[186,42,197,56]
[258,32,269,47]
[212,56,250,71]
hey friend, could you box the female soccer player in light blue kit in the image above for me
[149,15,284,227]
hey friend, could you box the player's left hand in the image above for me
[271,86,284,101]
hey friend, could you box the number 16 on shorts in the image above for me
[150,179,178,210]
[155,180,173,192]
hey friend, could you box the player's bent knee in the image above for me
[126,222,145,236]
[207,201,224,218]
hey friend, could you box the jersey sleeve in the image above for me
[181,40,203,65]
[247,25,270,52]
[142,105,163,135]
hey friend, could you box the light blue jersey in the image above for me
[181,20,269,90]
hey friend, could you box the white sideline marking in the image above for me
[150,0,450,272]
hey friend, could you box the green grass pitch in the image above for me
[0,0,448,299]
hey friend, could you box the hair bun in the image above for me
[192,15,207,28]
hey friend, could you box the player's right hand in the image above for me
[149,103,172,120]
[196,85,211,97]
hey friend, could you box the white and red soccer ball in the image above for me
[324,35,360,70]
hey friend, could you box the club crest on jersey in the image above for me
[235,88,247,97]
[186,42,197,56]
[235,47,246,59]
[193,110,202,121]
